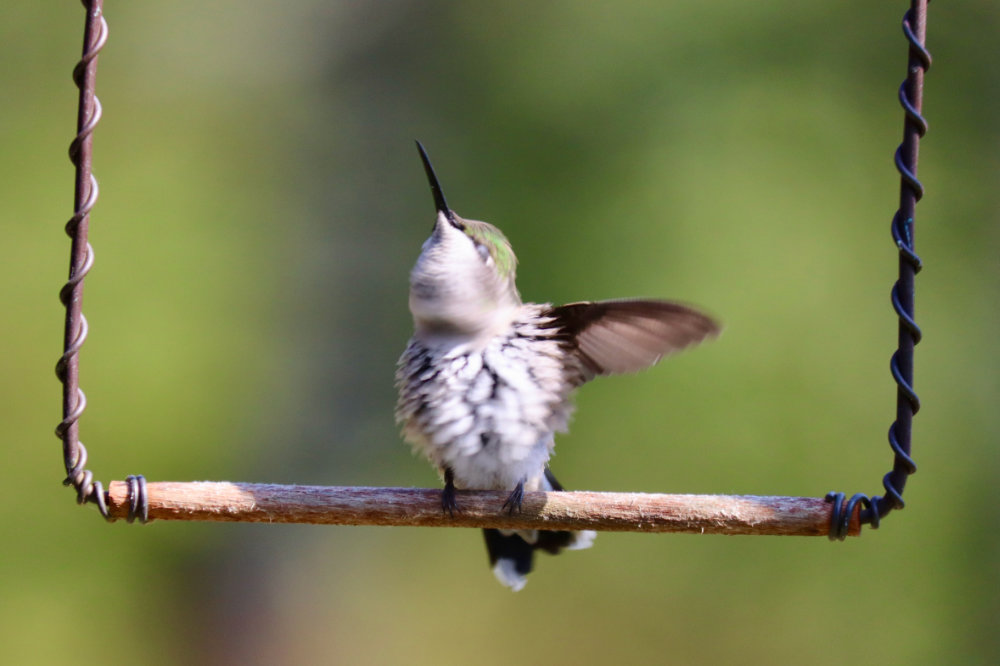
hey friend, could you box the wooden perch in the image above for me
[105,481,859,536]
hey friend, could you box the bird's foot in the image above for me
[441,467,458,517]
[502,480,525,515]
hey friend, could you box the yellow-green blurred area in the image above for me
[2,1,997,664]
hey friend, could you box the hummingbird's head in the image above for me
[408,142,520,337]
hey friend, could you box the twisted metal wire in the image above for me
[124,475,149,524]
[56,0,116,519]
[828,0,930,540]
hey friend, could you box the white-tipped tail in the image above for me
[566,530,597,551]
[492,559,528,591]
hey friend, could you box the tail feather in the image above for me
[483,528,534,591]
[482,468,596,591]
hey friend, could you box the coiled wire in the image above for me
[828,1,930,540]
[56,1,148,523]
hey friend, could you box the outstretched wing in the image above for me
[546,299,720,384]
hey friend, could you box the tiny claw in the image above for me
[502,480,525,515]
[441,485,458,517]
[442,467,458,517]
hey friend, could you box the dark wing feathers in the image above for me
[546,299,720,383]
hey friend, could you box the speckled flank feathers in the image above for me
[396,305,578,492]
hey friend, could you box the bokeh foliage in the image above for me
[1,2,997,664]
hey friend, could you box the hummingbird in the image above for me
[396,142,720,591]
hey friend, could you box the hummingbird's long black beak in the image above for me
[415,141,458,227]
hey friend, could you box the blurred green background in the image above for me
[2,2,997,664]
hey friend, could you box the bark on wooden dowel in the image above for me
[105,481,860,536]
